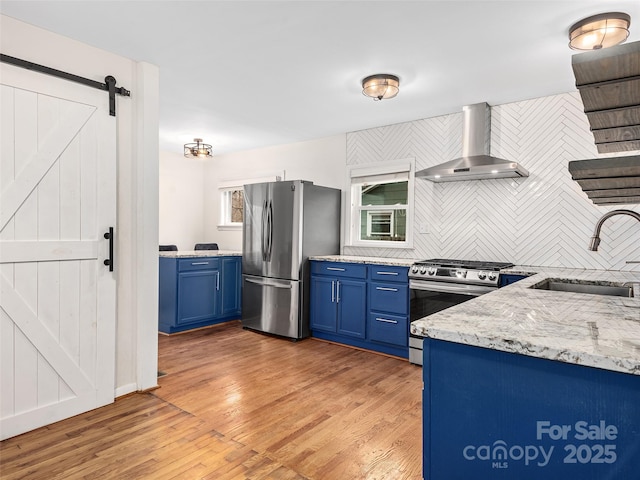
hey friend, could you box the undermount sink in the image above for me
[530,279,634,298]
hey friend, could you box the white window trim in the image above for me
[346,158,415,249]
[217,172,284,230]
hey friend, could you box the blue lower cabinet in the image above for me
[310,264,366,338]
[220,256,242,317]
[423,338,640,480]
[336,279,367,339]
[367,266,409,357]
[177,270,219,324]
[310,261,410,358]
[159,256,242,334]
[310,276,338,333]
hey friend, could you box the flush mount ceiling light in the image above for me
[569,12,631,50]
[184,138,213,158]
[361,74,400,101]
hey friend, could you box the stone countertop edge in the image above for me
[159,250,242,258]
[411,267,640,376]
[309,255,414,267]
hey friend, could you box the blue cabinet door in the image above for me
[221,257,241,316]
[177,269,219,325]
[310,276,337,332]
[337,279,367,339]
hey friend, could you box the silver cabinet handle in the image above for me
[376,271,398,275]
[331,280,335,303]
[327,267,346,271]
[191,262,209,265]
[376,286,398,292]
[376,317,398,324]
[216,271,220,291]
[336,280,341,303]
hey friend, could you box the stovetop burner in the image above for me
[414,259,515,271]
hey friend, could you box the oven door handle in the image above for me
[409,280,496,296]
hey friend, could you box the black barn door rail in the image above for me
[0,53,131,116]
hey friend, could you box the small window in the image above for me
[218,174,283,230]
[219,188,244,229]
[348,160,414,248]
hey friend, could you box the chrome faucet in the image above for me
[589,209,640,251]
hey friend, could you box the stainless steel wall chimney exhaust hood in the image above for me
[416,103,529,182]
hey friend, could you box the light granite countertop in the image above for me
[159,250,242,258]
[309,255,414,267]
[411,266,640,376]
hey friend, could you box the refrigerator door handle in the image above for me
[267,199,274,262]
[244,276,293,289]
[261,200,268,262]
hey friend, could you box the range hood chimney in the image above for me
[416,103,529,182]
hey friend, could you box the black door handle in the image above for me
[104,227,114,272]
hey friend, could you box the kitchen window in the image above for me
[218,173,284,230]
[219,187,244,228]
[348,159,414,248]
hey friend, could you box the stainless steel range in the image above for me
[409,258,514,365]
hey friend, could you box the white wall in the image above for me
[159,150,205,250]
[201,134,347,250]
[1,15,160,394]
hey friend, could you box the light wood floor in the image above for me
[0,321,423,479]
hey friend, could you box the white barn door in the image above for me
[0,63,116,440]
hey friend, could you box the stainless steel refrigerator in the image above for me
[242,180,340,339]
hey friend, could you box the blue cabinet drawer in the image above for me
[178,257,220,272]
[368,312,408,346]
[369,265,408,283]
[311,261,367,279]
[369,282,409,315]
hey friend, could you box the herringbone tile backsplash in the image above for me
[344,93,640,272]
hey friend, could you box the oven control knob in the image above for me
[488,272,497,281]
[456,269,467,278]
[411,265,419,274]
[428,267,437,276]
[478,271,487,280]
[419,266,427,275]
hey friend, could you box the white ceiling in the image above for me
[2,1,639,156]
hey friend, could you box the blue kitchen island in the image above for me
[159,250,242,334]
[411,267,640,480]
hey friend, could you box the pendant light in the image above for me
[184,138,213,158]
[362,74,400,101]
[569,12,631,51]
